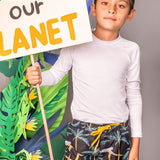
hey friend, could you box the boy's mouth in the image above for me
[104,17,117,21]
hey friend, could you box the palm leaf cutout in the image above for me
[26,73,68,138]
[15,109,62,153]
[0,52,69,159]
[14,87,36,142]
[0,59,20,77]
[0,57,27,159]
[33,122,68,153]
[15,123,68,160]
[40,125,68,160]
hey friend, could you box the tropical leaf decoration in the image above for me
[0,57,27,159]
[40,126,67,160]
[0,52,69,160]
[15,109,62,153]
[15,123,68,160]
[0,59,20,77]
[26,74,68,138]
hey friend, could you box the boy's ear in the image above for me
[126,9,136,22]
[91,3,96,17]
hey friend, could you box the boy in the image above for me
[27,0,142,159]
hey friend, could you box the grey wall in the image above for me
[0,0,160,159]
[0,73,11,91]
[121,1,160,159]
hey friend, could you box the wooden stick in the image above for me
[30,54,54,160]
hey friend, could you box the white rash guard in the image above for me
[41,34,142,137]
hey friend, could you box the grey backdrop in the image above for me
[0,0,159,159]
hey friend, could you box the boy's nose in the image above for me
[108,9,116,14]
[107,5,116,14]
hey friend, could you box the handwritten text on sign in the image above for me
[0,0,92,61]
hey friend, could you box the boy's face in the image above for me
[91,0,135,34]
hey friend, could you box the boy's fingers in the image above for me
[35,62,40,66]
[30,79,42,85]
[27,70,41,76]
[35,62,41,69]
[27,76,42,85]
[27,75,41,79]
[29,66,40,71]
[27,66,41,77]
[26,62,42,85]
[27,62,41,71]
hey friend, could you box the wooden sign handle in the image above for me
[30,54,54,160]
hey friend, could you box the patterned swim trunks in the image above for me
[63,119,131,160]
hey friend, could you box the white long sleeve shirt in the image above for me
[41,34,142,137]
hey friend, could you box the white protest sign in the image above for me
[0,0,92,61]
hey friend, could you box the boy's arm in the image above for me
[126,44,142,137]
[126,44,142,159]
[128,137,140,160]
[41,48,72,86]
[27,47,73,86]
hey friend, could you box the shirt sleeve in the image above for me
[41,47,73,86]
[126,44,143,137]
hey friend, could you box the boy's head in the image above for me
[91,0,136,38]
[94,0,135,13]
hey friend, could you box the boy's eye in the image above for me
[101,2,108,5]
[118,4,126,8]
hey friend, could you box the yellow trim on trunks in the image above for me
[89,123,123,149]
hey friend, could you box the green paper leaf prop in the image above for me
[0,57,27,159]
[0,53,69,159]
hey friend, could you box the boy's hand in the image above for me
[128,137,140,160]
[26,62,42,86]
